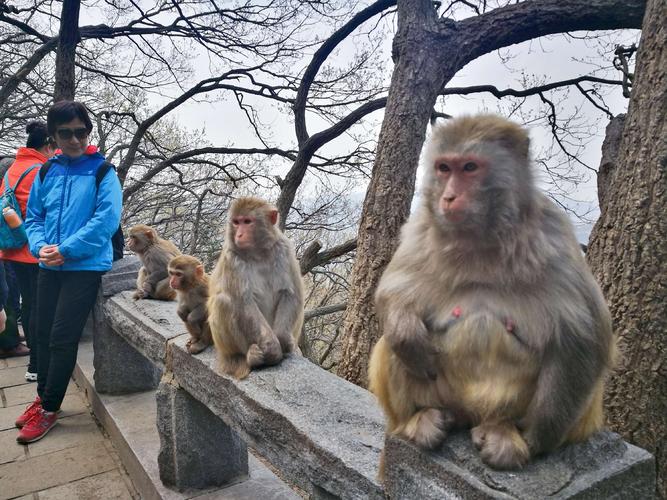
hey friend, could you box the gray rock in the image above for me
[93,318,161,394]
[383,430,655,499]
[93,258,162,393]
[105,292,185,366]
[156,379,248,491]
[101,256,141,297]
[167,335,385,499]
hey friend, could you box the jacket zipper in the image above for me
[55,163,68,269]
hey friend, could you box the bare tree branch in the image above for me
[0,37,57,109]
[305,302,347,321]
[299,238,358,275]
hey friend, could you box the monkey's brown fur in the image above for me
[208,197,304,379]
[369,115,614,471]
[168,255,213,354]
[127,224,181,300]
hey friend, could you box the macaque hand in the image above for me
[388,329,439,381]
[132,289,148,300]
[258,327,282,364]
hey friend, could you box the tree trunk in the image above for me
[53,0,81,101]
[337,0,647,387]
[586,1,666,497]
[337,0,447,385]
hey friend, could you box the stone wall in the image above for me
[92,260,656,499]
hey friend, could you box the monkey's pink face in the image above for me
[127,232,150,253]
[168,269,184,290]
[433,153,488,222]
[232,215,256,250]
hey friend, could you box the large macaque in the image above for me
[208,197,304,379]
[369,115,614,470]
[127,224,181,301]
[168,255,213,354]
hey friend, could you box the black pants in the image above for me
[0,262,21,351]
[0,303,20,350]
[12,262,39,372]
[36,269,102,412]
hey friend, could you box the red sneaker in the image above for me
[15,397,42,428]
[16,409,57,444]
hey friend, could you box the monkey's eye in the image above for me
[436,163,450,173]
[242,218,253,225]
[463,162,478,172]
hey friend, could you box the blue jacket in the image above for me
[25,151,122,272]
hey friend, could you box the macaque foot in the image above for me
[400,408,454,449]
[187,339,208,354]
[471,422,530,470]
[246,344,264,368]
[132,289,146,300]
[259,334,283,366]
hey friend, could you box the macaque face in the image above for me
[168,268,184,290]
[232,215,257,250]
[127,229,152,253]
[433,153,488,223]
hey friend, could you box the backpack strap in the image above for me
[95,161,115,188]
[3,162,40,194]
[38,160,53,183]
[11,163,40,191]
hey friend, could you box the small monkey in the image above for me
[168,255,213,354]
[127,224,181,301]
[369,115,614,470]
[208,197,304,379]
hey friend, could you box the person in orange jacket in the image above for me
[0,121,55,378]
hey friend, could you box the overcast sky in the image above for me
[78,3,641,242]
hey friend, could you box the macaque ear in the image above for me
[144,229,154,241]
[195,264,204,278]
[268,210,279,226]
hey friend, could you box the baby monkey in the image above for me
[168,255,213,354]
[127,224,181,300]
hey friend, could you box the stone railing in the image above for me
[91,259,656,499]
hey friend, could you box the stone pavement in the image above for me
[0,354,138,500]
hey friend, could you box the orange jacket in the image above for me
[0,147,47,264]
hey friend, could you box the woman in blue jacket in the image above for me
[16,101,122,443]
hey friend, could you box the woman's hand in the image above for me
[39,245,65,266]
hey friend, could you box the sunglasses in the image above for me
[55,127,89,141]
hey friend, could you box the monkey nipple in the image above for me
[452,306,462,318]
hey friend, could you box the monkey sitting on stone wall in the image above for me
[127,224,181,301]
[369,115,615,470]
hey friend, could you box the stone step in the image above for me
[73,339,300,500]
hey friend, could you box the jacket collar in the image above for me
[14,147,48,164]
[52,146,103,165]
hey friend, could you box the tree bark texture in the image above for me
[338,0,647,386]
[53,0,81,102]
[587,1,666,497]
[337,0,447,385]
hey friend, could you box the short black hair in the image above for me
[25,120,50,149]
[46,100,93,136]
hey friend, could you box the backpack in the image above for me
[0,164,40,249]
[40,160,125,261]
